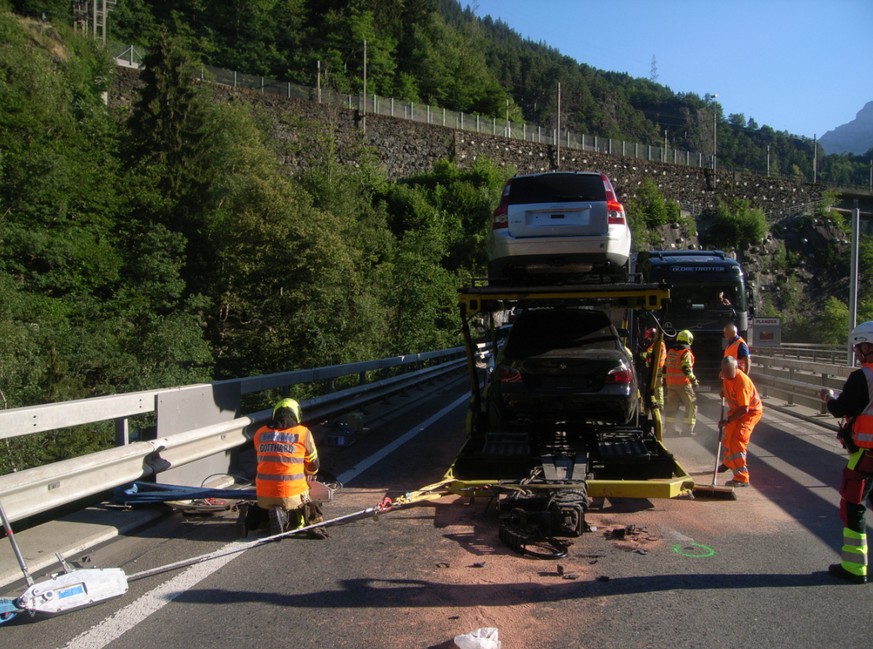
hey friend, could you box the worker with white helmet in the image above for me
[820,321,873,584]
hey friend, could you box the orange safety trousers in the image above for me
[722,408,762,483]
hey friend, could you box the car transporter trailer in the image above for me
[443,281,695,557]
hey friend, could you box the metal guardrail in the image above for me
[0,346,474,522]
[755,343,850,365]
[0,348,467,443]
[0,340,851,522]
[753,345,853,417]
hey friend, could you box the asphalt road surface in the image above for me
[2,372,869,649]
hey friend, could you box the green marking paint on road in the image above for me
[672,542,715,558]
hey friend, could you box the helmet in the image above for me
[677,330,694,346]
[850,322,873,346]
[273,398,301,423]
[644,327,657,341]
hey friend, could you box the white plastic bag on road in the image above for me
[453,626,501,649]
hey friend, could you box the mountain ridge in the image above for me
[820,101,873,155]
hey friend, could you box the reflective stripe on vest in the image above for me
[851,365,873,449]
[255,424,310,498]
[744,373,762,412]
[665,348,693,386]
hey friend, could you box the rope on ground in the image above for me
[126,479,453,583]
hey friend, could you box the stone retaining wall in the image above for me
[110,67,823,219]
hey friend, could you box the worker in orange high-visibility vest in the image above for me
[640,327,666,410]
[820,321,873,584]
[719,355,763,488]
[723,323,751,374]
[664,329,698,435]
[253,398,320,536]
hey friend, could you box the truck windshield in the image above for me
[668,283,746,314]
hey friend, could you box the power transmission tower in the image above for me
[72,1,116,45]
[650,55,658,83]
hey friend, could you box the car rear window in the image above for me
[503,309,618,359]
[508,173,605,205]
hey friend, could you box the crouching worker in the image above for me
[253,398,323,537]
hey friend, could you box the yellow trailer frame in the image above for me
[448,281,694,500]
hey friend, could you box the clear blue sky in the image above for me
[467,0,873,139]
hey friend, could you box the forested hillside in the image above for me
[0,7,504,471]
[18,0,870,187]
[1,2,869,472]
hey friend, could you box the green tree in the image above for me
[819,297,849,344]
[704,200,768,252]
[626,178,680,250]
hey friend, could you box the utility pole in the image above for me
[767,145,770,176]
[712,94,718,182]
[317,60,321,103]
[556,82,561,169]
[849,200,860,364]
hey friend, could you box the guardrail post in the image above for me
[115,418,129,446]
[787,368,795,405]
[820,373,829,415]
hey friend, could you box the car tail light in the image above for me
[497,366,523,383]
[491,180,512,230]
[601,172,626,225]
[605,366,633,385]
[607,200,626,225]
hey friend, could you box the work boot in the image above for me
[725,479,749,488]
[269,506,288,536]
[829,563,867,584]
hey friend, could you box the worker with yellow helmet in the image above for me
[664,329,699,435]
[253,398,320,535]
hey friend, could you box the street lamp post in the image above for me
[712,93,718,180]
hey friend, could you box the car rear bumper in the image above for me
[487,232,630,277]
[495,388,636,426]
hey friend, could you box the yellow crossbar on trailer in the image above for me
[457,282,671,314]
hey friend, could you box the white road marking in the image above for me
[336,392,470,485]
[65,393,469,648]
[65,541,250,649]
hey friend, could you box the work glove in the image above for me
[691,378,699,388]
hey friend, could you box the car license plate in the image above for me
[531,210,589,226]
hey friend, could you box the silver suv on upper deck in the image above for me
[486,171,631,283]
